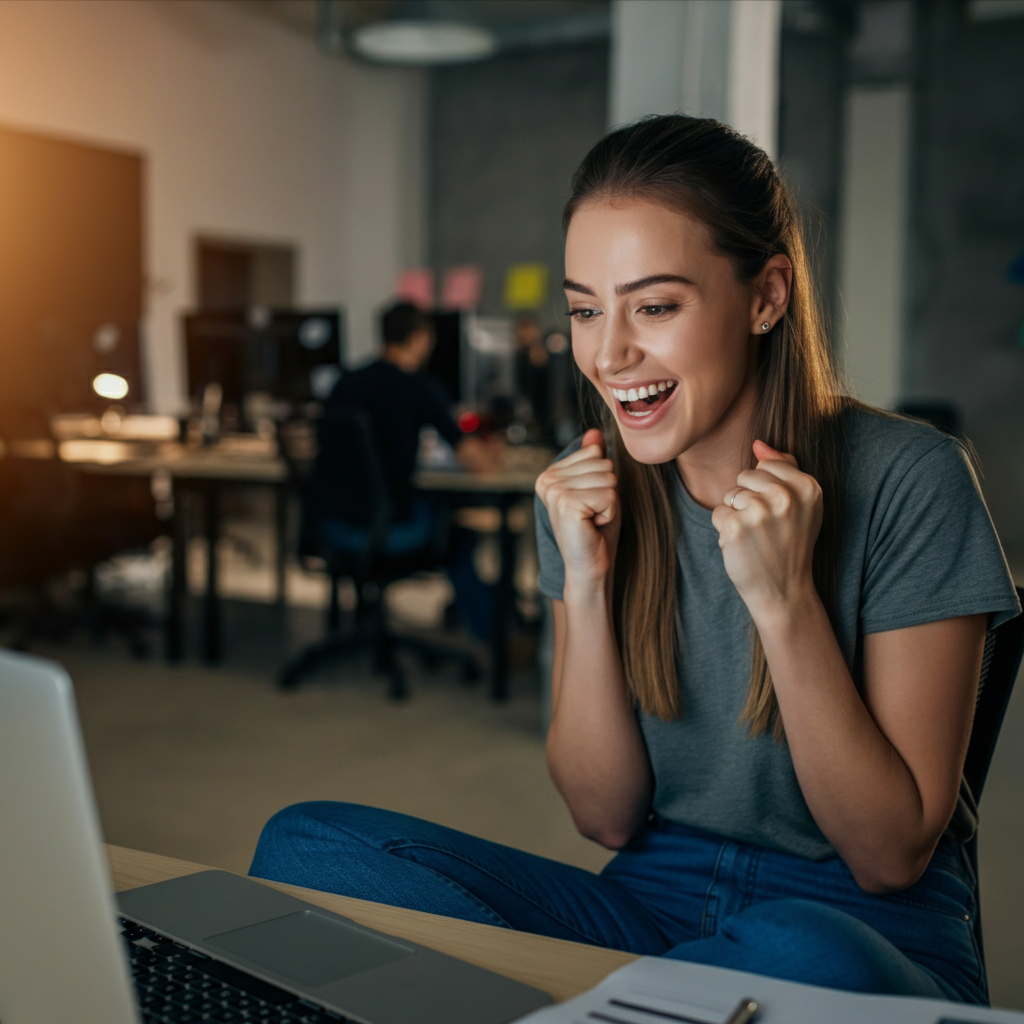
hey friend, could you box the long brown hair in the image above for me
[565,115,845,739]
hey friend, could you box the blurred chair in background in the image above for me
[277,406,480,697]
[963,586,1024,977]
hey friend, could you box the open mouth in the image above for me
[611,380,676,418]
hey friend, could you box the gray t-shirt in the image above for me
[535,406,1020,861]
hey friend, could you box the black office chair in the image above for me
[962,585,1024,974]
[276,406,479,697]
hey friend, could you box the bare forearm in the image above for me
[547,590,653,848]
[755,593,946,891]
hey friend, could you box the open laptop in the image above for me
[0,649,552,1024]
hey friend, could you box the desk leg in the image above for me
[203,481,222,664]
[274,483,288,607]
[491,495,516,702]
[166,482,187,663]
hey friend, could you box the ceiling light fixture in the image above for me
[351,20,498,65]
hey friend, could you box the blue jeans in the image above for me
[249,803,986,1004]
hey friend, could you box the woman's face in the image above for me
[564,198,762,468]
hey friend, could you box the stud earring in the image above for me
[761,322,771,331]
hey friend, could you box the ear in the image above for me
[749,254,793,335]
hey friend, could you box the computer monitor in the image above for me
[271,310,343,402]
[183,309,344,407]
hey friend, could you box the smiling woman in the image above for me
[249,116,1019,1007]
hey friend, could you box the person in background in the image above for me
[323,301,501,639]
[513,313,550,434]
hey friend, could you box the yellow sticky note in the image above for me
[503,263,548,310]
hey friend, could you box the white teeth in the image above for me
[610,381,676,403]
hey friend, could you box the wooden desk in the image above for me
[57,438,554,685]
[61,439,288,664]
[108,845,633,1005]
[415,445,553,701]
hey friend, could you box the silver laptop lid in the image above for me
[0,649,139,1024]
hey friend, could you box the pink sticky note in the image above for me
[441,265,483,311]
[395,268,435,310]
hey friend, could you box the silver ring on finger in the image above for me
[726,489,738,509]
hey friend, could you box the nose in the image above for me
[593,315,640,377]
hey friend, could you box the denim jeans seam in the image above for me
[701,842,728,938]
[384,839,627,947]
[740,844,761,913]
[416,866,512,930]
[882,891,973,921]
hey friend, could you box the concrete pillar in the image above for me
[836,86,912,408]
[835,0,915,409]
[609,0,782,159]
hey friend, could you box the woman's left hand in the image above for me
[711,440,823,617]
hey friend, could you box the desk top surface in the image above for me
[108,845,633,1004]
[26,438,554,492]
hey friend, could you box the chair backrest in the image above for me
[301,406,393,554]
[963,586,1024,803]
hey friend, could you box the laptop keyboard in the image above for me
[119,917,350,1024]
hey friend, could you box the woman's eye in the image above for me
[639,304,679,317]
[568,308,600,321]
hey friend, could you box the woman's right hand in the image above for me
[535,428,620,588]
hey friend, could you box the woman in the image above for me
[251,116,1019,1003]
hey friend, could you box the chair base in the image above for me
[276,607,482,699]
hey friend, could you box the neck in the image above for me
[675,369,759,511]
[383,345,418,374]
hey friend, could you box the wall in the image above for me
[837,86,912,408]
[907,0,1024,551]
[0,0,427,412]
[776,5,848,327]
[429,44,608,319]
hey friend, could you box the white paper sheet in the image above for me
[517,956,1024,1024]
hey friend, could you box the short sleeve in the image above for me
[860,438,1020,634]
[534,437,585,601]
[535,494,566,600]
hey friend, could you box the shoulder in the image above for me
[842,403,956,463]
[326,359,389,402]
[839,403,972,500]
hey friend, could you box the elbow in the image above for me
[577,822,636,850]
[850,850,932,894]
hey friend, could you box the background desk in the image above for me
[108,845,633,1005]
[415,444,552,701]
[64,441,288,664]
[62,440,553,691]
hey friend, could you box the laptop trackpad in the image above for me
[206,910,415,988]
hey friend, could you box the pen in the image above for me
[723,998,759,1024]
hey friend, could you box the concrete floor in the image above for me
[35,578,1024,1012]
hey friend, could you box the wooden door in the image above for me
[0,123,143,429]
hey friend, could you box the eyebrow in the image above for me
[562,274,695,297]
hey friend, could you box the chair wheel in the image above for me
[388,666,408,700]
